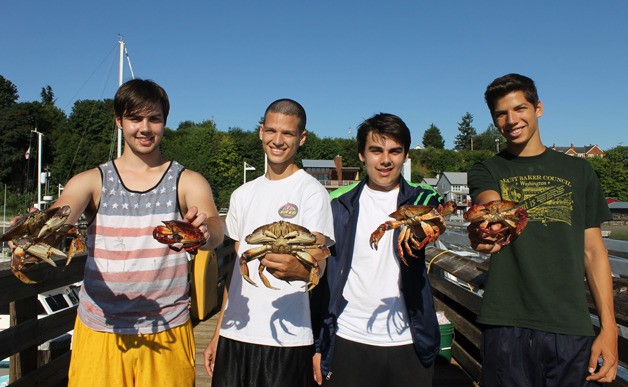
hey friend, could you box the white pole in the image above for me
[117,38,124,158]
[32,128,43,209]
[243,162,246,184]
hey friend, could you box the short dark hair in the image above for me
[114,79,170,123]
[485,73,540,115]
[356,113,411,155]
[264,98,307,132]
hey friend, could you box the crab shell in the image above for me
[464,200,528,246]
[240,220,328,291]
[370,200,455,266]
[153,220,207,255]
[1,205,86,284]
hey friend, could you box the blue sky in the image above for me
[2,1,627,150]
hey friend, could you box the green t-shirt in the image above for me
[468,148,612,336]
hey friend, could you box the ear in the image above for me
[536,100,544,118]
[259,124,264,140]
[358,152,365,162]
[299,130,307,146]
[115,116,122,129]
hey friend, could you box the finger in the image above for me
[191,212,207,228]
[184,206,199,222]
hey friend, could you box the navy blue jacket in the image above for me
[311,178,442,380]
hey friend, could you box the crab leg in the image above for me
[258,263,279,290]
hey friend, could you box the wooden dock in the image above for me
[192,313,476,386]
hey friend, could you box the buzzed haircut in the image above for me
[485,73,540,116]
[264,98,307,132]
[114,79,170,123]
[356,113,411,155]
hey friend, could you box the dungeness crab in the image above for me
[241,221,329,290]
[0,205,86,284]
[153,220,207,255]
[370,201,455,265]
[464,200,528,246]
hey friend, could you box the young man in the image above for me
[203,98,335,387]
[51,79,224,386]
[467,73,618,385]
[312,113,444,386]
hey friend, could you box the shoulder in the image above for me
[68,167,102,186]
[330,181,361,201]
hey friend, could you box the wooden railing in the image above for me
[424,245,628,386]
[0,253,86,387]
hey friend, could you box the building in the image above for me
[551,144,605,158]
[435,172,469,214]
[302,155,361,192]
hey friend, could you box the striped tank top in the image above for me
[77,160,190,334]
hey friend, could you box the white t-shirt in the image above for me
[220,169,335,347]
[336,185,413,346]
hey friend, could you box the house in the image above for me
[302,155,361,192]
[421,177,438,189]
[435,172,469,214]
[551,144,605,158]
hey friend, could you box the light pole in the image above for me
[244,162,256,184]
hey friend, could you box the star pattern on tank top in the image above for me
[100,162,180,215]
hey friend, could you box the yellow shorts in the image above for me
[68,317,195,387]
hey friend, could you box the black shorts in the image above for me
[211,336,315,387]
[482,326,598,387]
[325,336,434,387]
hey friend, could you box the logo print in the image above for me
[278,203,298,219]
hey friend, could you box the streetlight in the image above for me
[244,162,256,184]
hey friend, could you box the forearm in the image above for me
[584,229,617,331]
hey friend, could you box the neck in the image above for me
[266,162,300,180]
[117,149,167,170]
[507,142,546,157]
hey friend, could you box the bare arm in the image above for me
[584,227,618,383]
[178,170,224,250]
[52,168,102,224]
[203,240,236,376]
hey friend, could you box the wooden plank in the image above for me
[10,351,70,387]
[10,296,38,382]
[0,254,86,304]
[0,306,76,360]
[429,274,483,315]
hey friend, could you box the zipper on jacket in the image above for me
[326,372,333,381]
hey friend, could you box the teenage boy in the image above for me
[203,98,335,387]
[467,73,617,385]
[51,79,224,386]
[312,113,444,386]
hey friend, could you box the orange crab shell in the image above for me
[153,220,207,255]
[464,200,528,245]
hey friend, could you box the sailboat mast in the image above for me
[117,38,124,158]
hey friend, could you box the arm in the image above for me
[466,190,505,254]
[203,241,236,376]
[52,168,102,224]
[584,227,618,383]
[178,170,224,250]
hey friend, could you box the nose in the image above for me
[506,111,517,125]
[272,132,284,147]
[380,152,392,166]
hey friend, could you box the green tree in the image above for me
[50,99,115,185]
[588,146,628,201]
[453,112,477,150]
[422,124,445,149]
[474,124,504,152]
[0,75,19,108]
[414,148,463,176]
[41,85,55,106]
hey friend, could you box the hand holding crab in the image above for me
[370,201,455,266]
[153,220,207,255]
[241,221,330,291]
[464,200,528,250]
[0,205,86,284]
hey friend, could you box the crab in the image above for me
[0,205,86,284]
[240,221,330,291]
[152,220,207,255]
[370,201,456,266]
[463,200,528,246]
